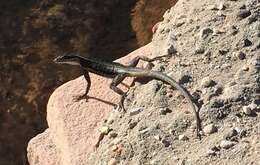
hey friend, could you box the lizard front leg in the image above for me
[75,70,91,101]
[110,74,127,111]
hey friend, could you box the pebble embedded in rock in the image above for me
[129,108,143,116]
[159,107,172,115]
[236,51,246,60]
[100,126,110,134]
[154,135,161,141]
[219,48,229,55]
[242,106,253,115]
[161,138,171,147]
[218,2,226,10]
[108,158,117,165]
[224,128,238,140]
[111,145,118,152]
[178,134,189,141]
[220,140,236,149]
[201,76,215,88]
[179,74,192,84]
[243,38,253,47]
[129,121,138,129]
[206,149,216,156]
[109,132,118,138]
[248,103,258,110]
[195,47,205,54]
[237,10,251,20]
[200,27,213,39]
[203,124,217,134]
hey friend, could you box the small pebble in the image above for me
[237,10,251,20]
[178,134,189,141]
[200,27,213,39]
[159,107,172,115]
[220,140,236,149]
[248,103,258,110]
[236,51,246,60]
[100,126,110,134]
[161,138,171,147]
[111,145,118,152]
[203,124,217,134]
[109,132,118,138]
[108,158,117,165]
[242,106,253,115]
[129,108,143,116]
[243,38,253,47]
[206,149,216,156]
[219,49,229,55]
[154,135,161,141]
[218,2,226,10]
[195,47,205,54]
[242,65,249,71]
[224,128,238,140]
[129,121,138,129]
[201,76,215,88]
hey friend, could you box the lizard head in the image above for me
[53,54,81,66]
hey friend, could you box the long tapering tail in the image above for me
[127,68,202,138]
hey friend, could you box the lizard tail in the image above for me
[128,69,202,139]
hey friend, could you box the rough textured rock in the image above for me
[27,43,155,164]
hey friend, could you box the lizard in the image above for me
[53,53,202,138]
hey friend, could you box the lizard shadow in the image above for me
[87,96,117,107]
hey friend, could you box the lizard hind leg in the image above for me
[110,74,127,111]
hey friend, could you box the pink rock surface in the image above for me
[27,43,154,165]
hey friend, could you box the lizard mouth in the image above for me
[53,56,62,63]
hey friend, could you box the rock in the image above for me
[201,77,215,88]
[236,51,246,60]
[129,121,138,129]
[200,27,213,39]
[248,14,258,24]
[159,107,172,115]
[179,74,192,84]
[222,84,244,102]
[100,126,110,134]
[218,2,226,10]
[154,135,161,141]
[161,138,171,147]
[111,145,118,152]
[219,48,229,55]
[237,10,251,20]
[203,124,217,134]
[27,43,155,164]
[248,102,258,110]
[242,65,249,71]
[206,149,216,156]
[109,132,118,138]
[108,158,117,165]
[242,106,253,115]
[195,46,205,54]
[129,108,143,116]
[220,140,236,149]
[178,134,189,141]
[166,45,177,55]
[224,128,238,140]
[230,25,239,35]
[27,129,60,165]
[243,38,253,47]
